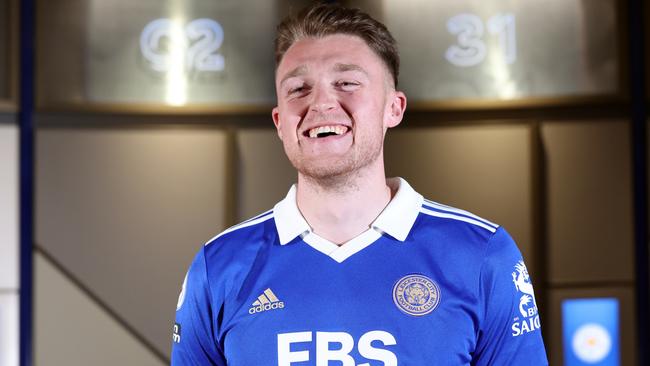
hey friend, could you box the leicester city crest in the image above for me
[393,274,441,316]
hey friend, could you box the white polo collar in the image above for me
[273,177,423,250]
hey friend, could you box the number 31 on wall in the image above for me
[445,13,516,67]
[140,18,225,73]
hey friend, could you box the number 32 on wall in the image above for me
[445,13,516,67]
[140,18,225,73]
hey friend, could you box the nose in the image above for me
[309,84,337,113]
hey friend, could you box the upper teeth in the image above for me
[308,125,347,138]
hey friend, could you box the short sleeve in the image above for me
[473,227,548,365]
[171,246,226,365]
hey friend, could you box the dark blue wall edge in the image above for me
[18,0,35,364]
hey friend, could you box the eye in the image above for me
[336,80,360,91]
[286,83,311,97]
[289,86,305,94]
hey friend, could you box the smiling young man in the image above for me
[171,4,548,365]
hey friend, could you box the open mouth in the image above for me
[305,125,350,139]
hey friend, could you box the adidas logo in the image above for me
[248,288,285,314]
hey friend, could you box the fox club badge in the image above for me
[393,274,441,316]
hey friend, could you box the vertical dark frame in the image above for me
[628,0,649,365]
[18,0,34,364]
[530,121,549,356]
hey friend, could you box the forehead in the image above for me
[276,34,387,82]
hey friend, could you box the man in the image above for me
[172,3,548,365]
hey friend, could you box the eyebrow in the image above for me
[279,65,308,87]
[332,63,368,76]
[279,63,370,86]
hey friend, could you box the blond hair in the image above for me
[275,3,399,86]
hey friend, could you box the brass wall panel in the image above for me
[0,0,10,101]
[0,125,18,290]
[36,0,620,109]
[37,0,279,108]
[380,0,618,102]
[384,124,536,277]
[36,0,87,105]
[542,121,634,284]
[546,287,636,366]
[35,124,229,355]
[236,128,296,221]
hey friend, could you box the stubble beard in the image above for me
[285,130,384,191]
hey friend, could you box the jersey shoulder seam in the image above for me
[419,199,499,233]
[204,210,275,246]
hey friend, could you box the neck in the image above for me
[296,161,392,245]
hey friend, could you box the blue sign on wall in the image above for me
[562,298,620,366]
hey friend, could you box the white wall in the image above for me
[0,124,18,366]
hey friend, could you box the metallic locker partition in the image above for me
[542,121,634,285]
[34,253,165,366]
[235,128,296,221]
[35,121,230,361]
[541,120,635,365]
[384,123,537,277]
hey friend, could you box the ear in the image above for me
[272,106,283,140]
[385,90,407,129]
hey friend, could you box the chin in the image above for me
[295,156,379,187]
[298,162,355,180]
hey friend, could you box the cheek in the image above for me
[350,100,386,128]
[279,115,302,140]
[281,99,308,123]
[351,90,386,114]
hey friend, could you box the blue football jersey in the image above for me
[171,178,548,365]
